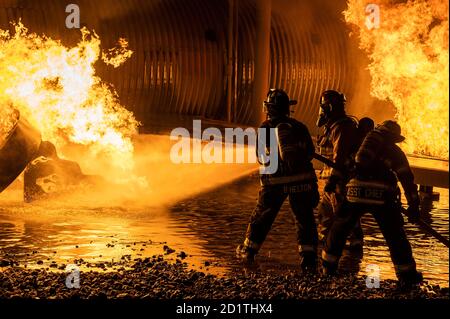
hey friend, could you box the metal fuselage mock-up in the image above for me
[0,111,41,193]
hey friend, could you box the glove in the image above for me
[406,205,420,224]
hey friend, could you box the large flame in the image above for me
[0,21,139,172]
[344,0,449,159]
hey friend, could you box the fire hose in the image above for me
[313,152,450,248]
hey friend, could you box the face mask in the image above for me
[262,102,268,115]
[316,101,330,127]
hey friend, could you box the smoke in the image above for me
[0,134,258,208]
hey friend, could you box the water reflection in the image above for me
[170,174,449,287]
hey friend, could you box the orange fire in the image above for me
[344,0,449,159]
[0,21,139,173]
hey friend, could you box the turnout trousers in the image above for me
[322,200,417,278]
[244,181,320,256]
[317,190,364,246]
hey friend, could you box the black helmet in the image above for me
[358,117,375,136]
[316,90,347,127]
[263,89,297,118]
[375,120,405,143]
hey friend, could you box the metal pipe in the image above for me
[250,0,271,126]
[233,0,239,123]
[226,0,235,123]
[0,111,41,193]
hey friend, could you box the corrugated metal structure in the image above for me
[0,0,362,130]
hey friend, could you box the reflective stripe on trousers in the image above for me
[346,197,386,205]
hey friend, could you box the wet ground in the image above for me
[0,173,448,290]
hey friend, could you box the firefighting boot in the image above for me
[236,238,259,263]
[321,250,339,276]
[397,270,423,290]
[345,221,364,257]
[346,239,364,259]
[235,245,256,263]
[321,260,338,276]
[299,250,317,273]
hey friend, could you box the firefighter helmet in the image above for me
[316,90,347,127]
[375,120,405,143]
[263,89,297,118]
[358,117,375,136]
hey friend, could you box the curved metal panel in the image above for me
[0,0,358,130]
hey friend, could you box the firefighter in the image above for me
[316,118,373,183]
[321,120,423,288]
[236,89,320,271]
[315,90,364,251]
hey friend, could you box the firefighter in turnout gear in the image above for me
[321,120,423,288]
[236,89,320,271]
[315,90,364,250]
[316,118,373,181]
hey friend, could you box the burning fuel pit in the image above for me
[0,109,107,203]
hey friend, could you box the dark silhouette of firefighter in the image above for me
[236,89,320,271]
[321,120,423,288]
[317,117,374,191]
[315,90,365,252]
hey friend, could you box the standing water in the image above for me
[0,172,448,288]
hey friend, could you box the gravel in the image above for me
[0,254,448,300]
